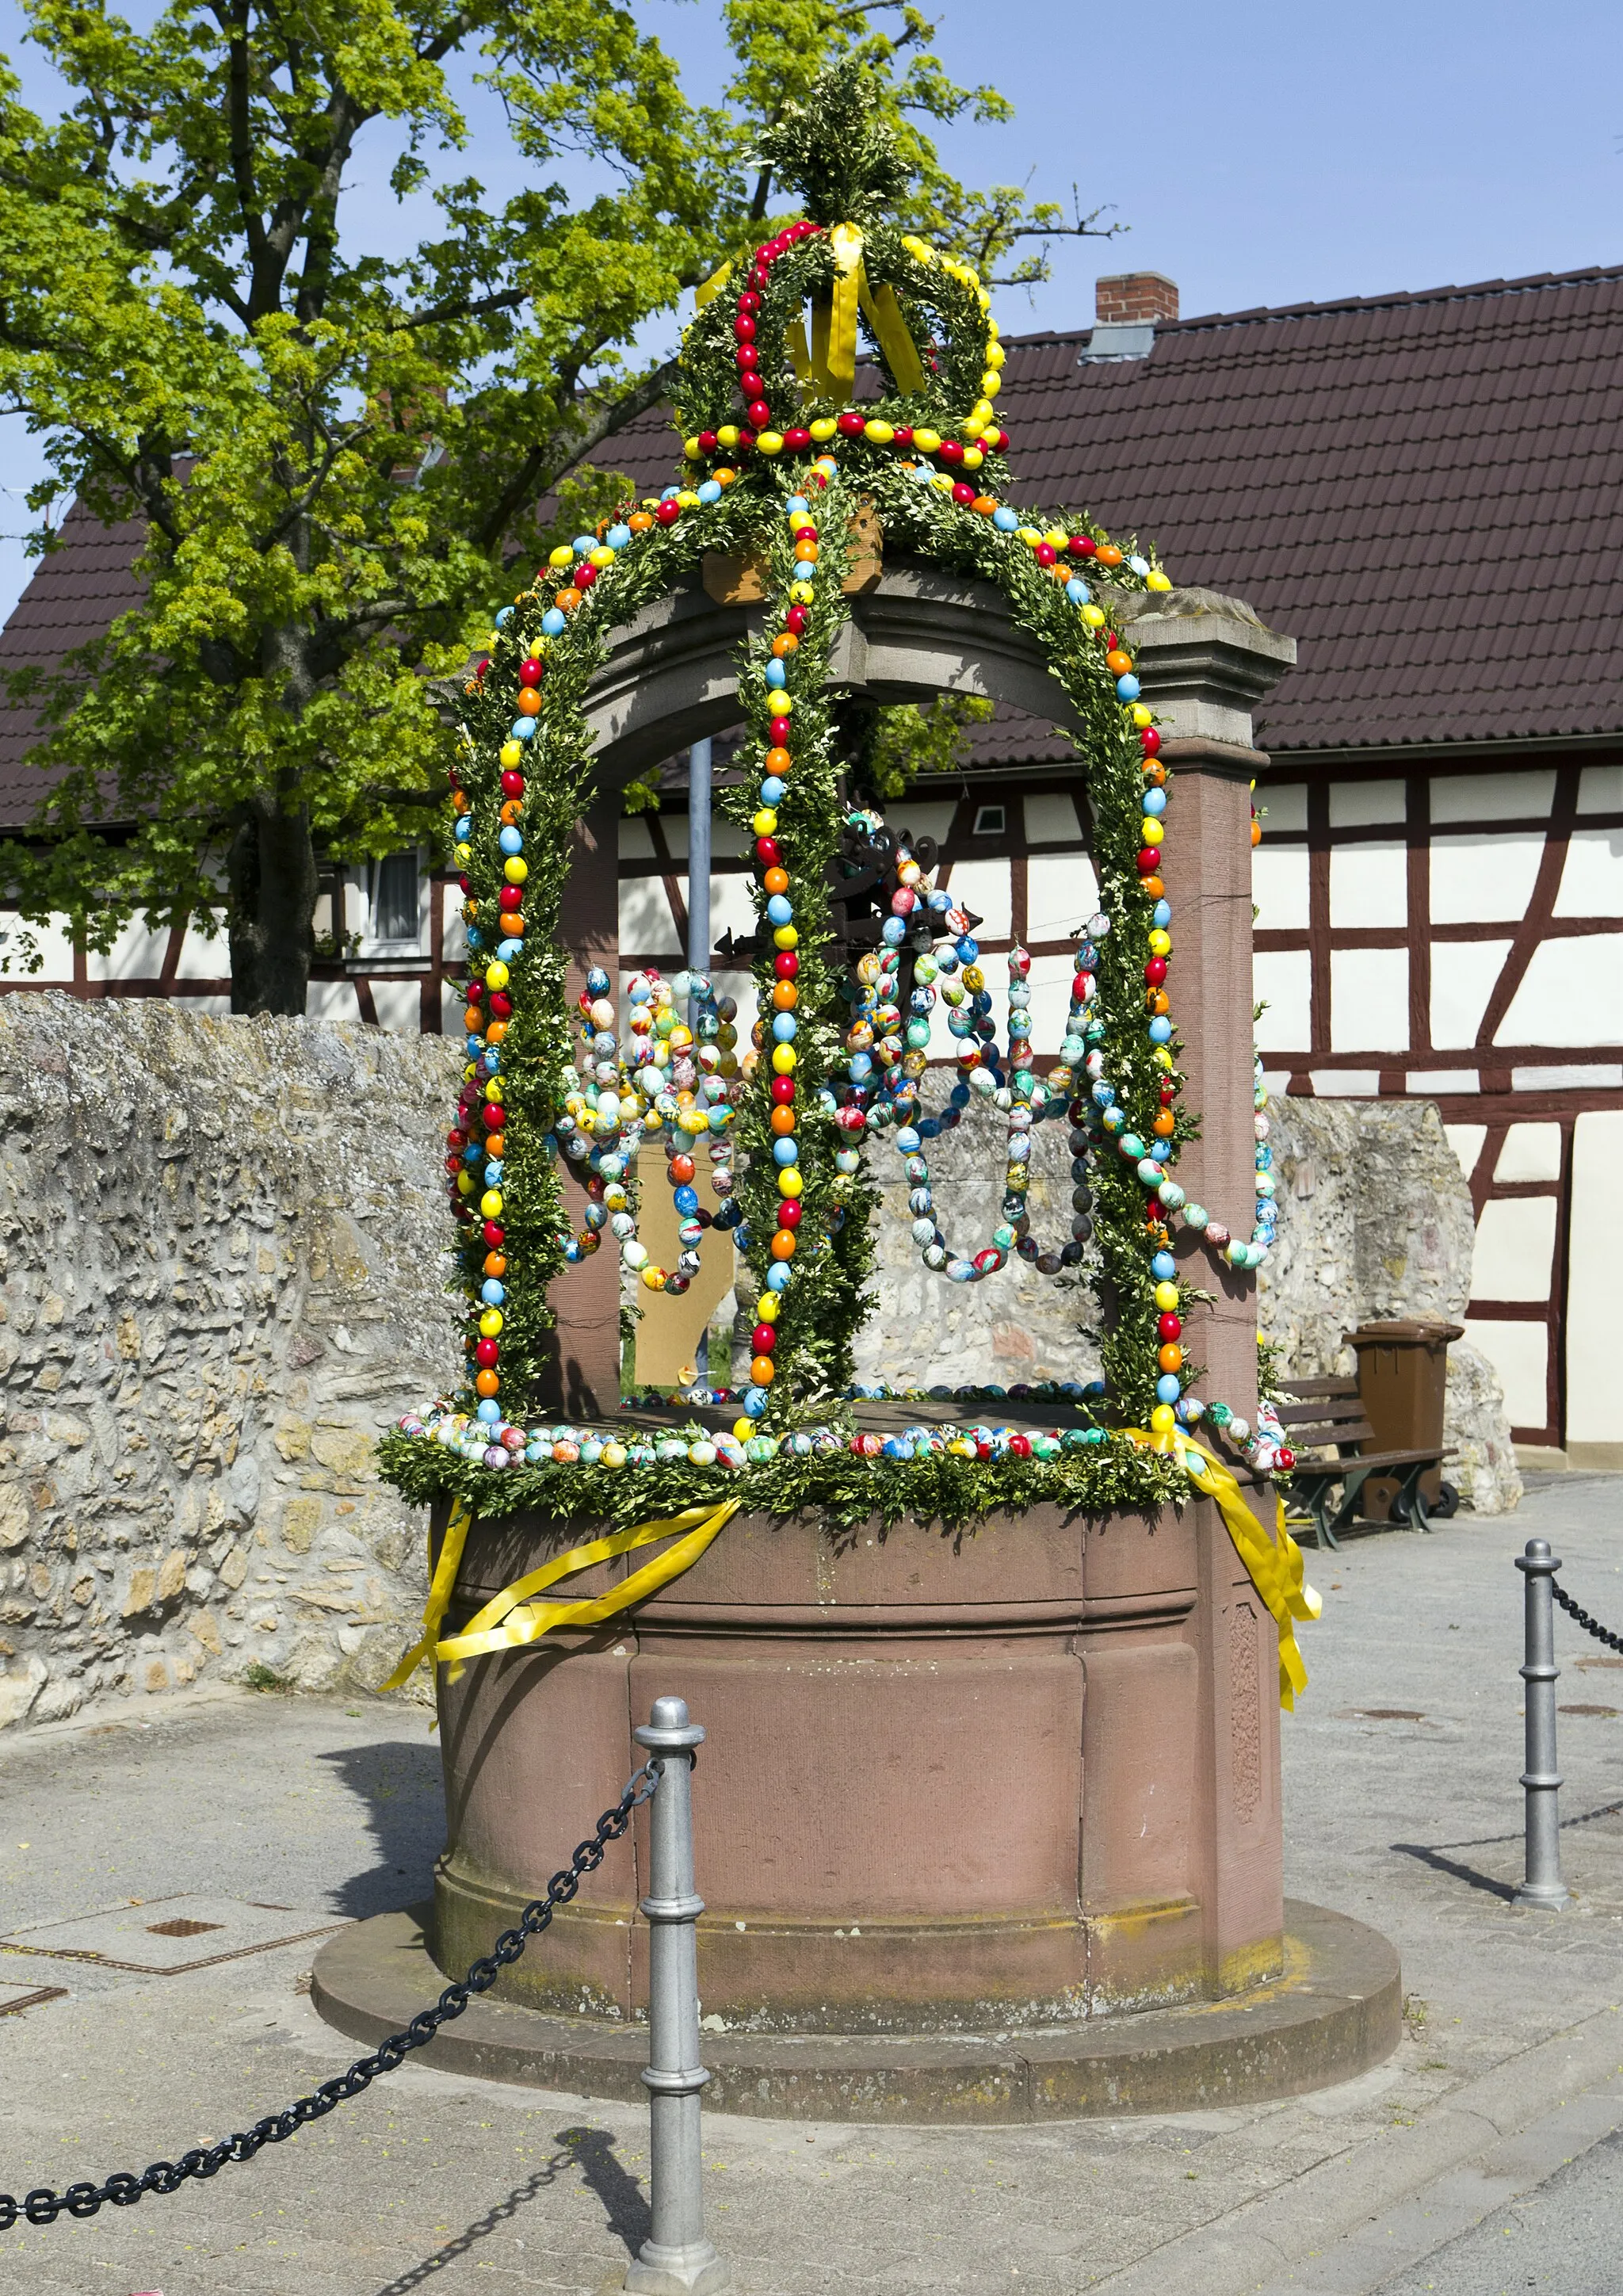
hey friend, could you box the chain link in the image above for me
[0,1763,660,2232]
[1552,1577,1623,1656]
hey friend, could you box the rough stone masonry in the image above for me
[0,996,460,1728]
[0,999,1516,1730]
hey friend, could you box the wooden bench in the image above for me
[1275,1375,1456,1550]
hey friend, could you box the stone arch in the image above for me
[581,565,1083,791]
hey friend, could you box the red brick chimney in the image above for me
[1094,272,1179,326]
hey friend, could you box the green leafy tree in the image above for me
[0,0,1117,1012]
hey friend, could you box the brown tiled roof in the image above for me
[601,262,1623,762]
[0,497,146,824]
[7,261,1621,830]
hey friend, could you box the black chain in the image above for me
[0,1763,659,2232]
[1552,1577,1623,1656]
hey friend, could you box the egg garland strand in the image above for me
[393,192,1289,1523]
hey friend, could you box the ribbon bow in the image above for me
[384,1499,740,1693]
[1132,1424,1322,1709]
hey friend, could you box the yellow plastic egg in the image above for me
[1154,1281,1180,1312]
[716,425,739,448]
[809,417,838,441]
[864,418,895,444]
[1140,819,1165,848]
[548,545,574,570]
[777,1167,803,1198]
[755,431,784,456]
[1149,1403,1176,1433]
[1082,603,1106,628]
[774,924,799,949]
[752,808,778,835]
[771,1043,797,1074]
[500,741,522,770]
[479,1188,503,1219]
[1148,929,1172,957]
[1132,704,1153,729]
[479,1308,504,1339]
[912,427,941,453]
[485,961,510,990]
[1146,568,1173,591]
[962,448,984,469]
[505,857,528,883]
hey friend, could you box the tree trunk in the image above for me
[227,792,319,1015]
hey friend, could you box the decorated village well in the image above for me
[352,79,1395,2108]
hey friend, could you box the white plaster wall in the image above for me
[1329,780,1405,826]
[619,876,678,956]
[1495,934,1623,1046]
[1494,1123,1563,1183]
[1553,827,1623,917]
[1026,851,1098,940]
[942,856,1012,938]
[1430,832,1545,923]
[890,799,958,845]
[1468,1317,1549,1430]
[1431,769,1555,823]
[1024,793,1082,843]
[1469,1197,1557,1302]
[1251,842,1309,930]
[1330,841,1406,927]
[1431,939,1512,1048]
[619,817,655,859]
[1331,946,1408,1051]
[1025,951,1076,1050]
[1444,1124,1487,1182]
[708,871,758,948]
[0,915,78,980]
[86,920,170,982]
[1577,765,1623,814]
[370,980,422,1034]
[174,919,230,980]
[441,884,466,963]
[1254,949,1312,1051]
[1566,1108,1623,1449]
[307,980,361,1023]
[1258,784,1308,831]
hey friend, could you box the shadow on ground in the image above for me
[319,1740,447,1919]
[365,2126,649,2294]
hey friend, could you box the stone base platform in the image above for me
[312,1898,1400,2124]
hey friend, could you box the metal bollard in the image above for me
[1514,1539,1571,1911]
[623,1697,731,2296]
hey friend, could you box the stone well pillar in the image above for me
[1123,586,1298,1988]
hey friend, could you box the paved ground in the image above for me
[0,1473,1619,2295]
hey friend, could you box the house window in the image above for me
[972,804,1006,837]
[355,850,426,956]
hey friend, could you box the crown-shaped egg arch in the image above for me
[407,67,1288,1515]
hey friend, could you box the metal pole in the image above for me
[686,738,712,1007]
[1514,1538,1571,1911]
[624,1697,730,2296]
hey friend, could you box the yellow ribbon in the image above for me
[859,276,928,395]
[1132,1428,1322,1710]
[827,222,865,389]
[384,1496,739,1693]
[694,261,731,309]
[381,1495,475,1693]
[437,1499,739,1678]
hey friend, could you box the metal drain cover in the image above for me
[0,1895,344,1973]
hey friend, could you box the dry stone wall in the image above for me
[0,1005,1518,1732]
[1258,1097,1522,1514]
[0,996,460,1729]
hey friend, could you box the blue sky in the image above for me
[2,0,1619,618]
